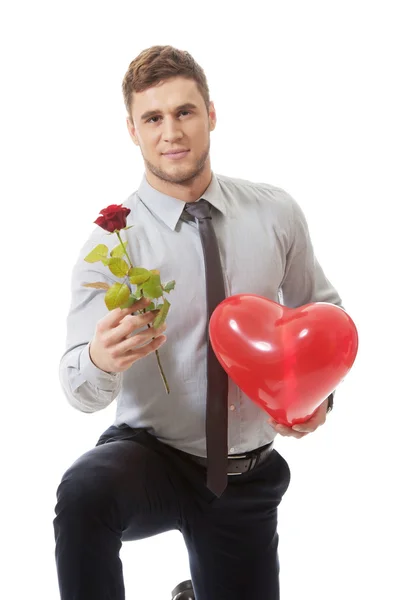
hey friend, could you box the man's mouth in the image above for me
[162,149,190,160]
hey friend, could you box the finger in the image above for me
[292,422,321,433]
[128,296,154,314]
[116,322,167,355]
[98,297,151,330]
[273,423,291,435]
[117,334,167,369]
[275,425,308,439]
[267,418,287,431]
[105,310,158,346]
[268,418,308,438]
[292,409,325,433]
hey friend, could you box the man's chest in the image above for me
[129,215,287,311]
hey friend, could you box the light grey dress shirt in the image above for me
[59,173,342,457]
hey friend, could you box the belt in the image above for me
[185,441,274,476]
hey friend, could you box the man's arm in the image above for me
[269,195,342,436]
[280,196,343,310]
[59,343,122,413]
[59,234,123,413]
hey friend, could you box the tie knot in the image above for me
[183,199,212,221]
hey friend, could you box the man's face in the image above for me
[127,77,216,185]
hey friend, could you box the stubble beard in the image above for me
[143,142,210,186]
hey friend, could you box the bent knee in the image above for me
[54,457,119,517]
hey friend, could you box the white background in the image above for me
[1,1,399,599]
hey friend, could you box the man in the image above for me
[54,45,342,600]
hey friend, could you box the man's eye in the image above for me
[146,111,190,123]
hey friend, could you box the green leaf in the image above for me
[163,280,176,293]
[123,225,134,231]
[142,272,163,299]
[101,258,110,266]
[153,298,170,328]
[133,287,143,299]
[144,302,156,312]
[84,244,109,263]
[129,267,151,285]
[119,294,137,309]
[104,283,131,310]
[107,257,130,278]
[111,241,128,258]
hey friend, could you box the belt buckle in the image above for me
[247,452,259,472]
[227,453,246,476]
[227,453,257,476]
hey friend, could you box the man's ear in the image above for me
[126,117,140,146]
[209,101,217,132]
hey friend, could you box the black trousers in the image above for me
[53,424,291,600]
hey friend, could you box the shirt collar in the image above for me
[137,173,227,231]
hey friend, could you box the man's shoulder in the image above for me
[215,173,293,205]
[123,189,141,209]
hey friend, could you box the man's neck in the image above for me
[145,166,213,203]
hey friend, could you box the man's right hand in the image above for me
[89,297,167,374]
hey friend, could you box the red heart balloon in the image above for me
[209,294,358,427]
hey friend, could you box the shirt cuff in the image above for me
[327,391,335,413]
[79,343,119,391]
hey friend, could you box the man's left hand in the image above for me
[267,397,329,439]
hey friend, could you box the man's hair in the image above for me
[122,45,210,119]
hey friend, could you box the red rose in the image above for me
[94,204,131,233]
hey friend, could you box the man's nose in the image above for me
[162,117,184,143]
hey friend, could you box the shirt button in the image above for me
[230,447,235,453]
[229,404,236,411]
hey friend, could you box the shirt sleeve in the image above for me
[280,196,343,309]
[280,196,343,409]
[59,231,123,413]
